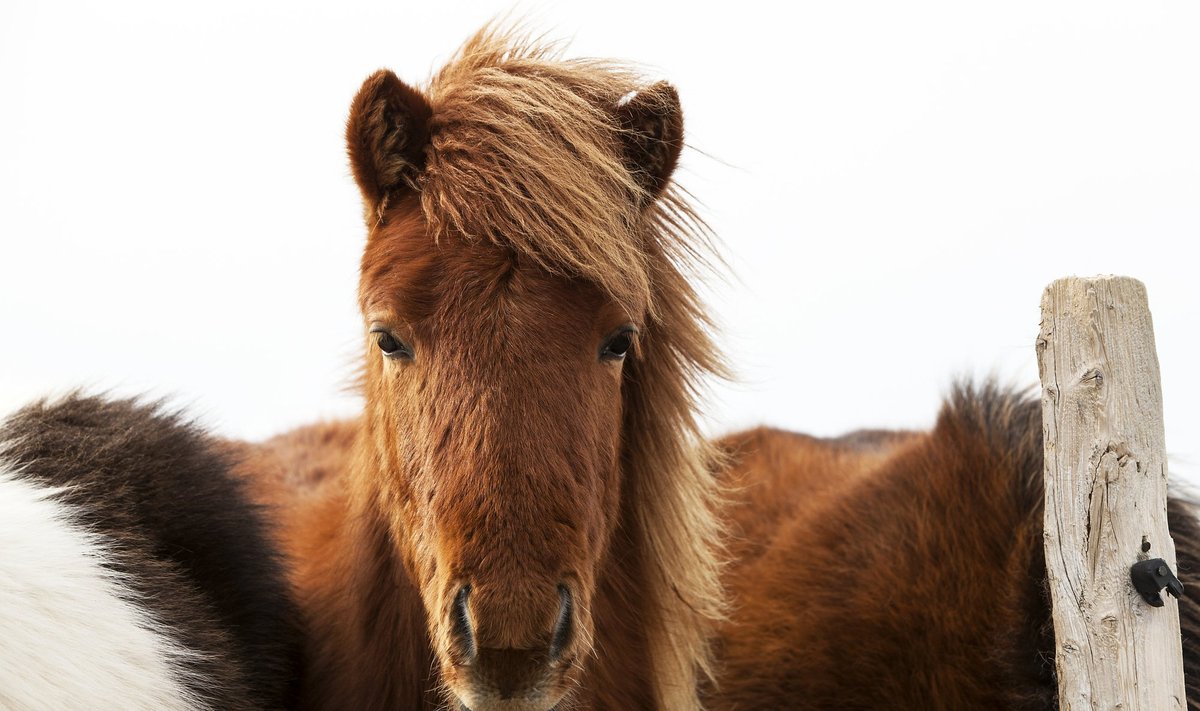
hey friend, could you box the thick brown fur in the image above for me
[708,383,1200,710]
[0,394,302,710]
[234,25,1200,711]
[237,24,723,711]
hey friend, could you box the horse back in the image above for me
[711,384,1200,709]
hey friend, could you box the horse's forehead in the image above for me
[363,228,612,341]
[440,252,609,339]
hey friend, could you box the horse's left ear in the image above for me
[615,81,684,205]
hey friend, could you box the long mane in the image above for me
[402,26,728,706]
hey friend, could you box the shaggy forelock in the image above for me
[415,26,682,312]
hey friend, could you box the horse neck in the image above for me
[581,491,665,709]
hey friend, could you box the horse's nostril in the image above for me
[452,585,476,661]
[549,584,574,659]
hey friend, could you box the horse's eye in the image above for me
[372,329,413,360]
[600,328,636,362]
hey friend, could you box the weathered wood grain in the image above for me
[1038,276,1183,709]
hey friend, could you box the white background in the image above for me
[2,2,1197,481]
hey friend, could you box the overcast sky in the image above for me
[2,1,1197,481]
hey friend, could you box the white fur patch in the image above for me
[0,465,209,711]
[616,89,639,108]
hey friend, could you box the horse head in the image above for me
[344,29,716,710]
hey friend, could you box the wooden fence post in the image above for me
[1038,275,1184,709]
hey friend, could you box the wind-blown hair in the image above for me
[418,28,705,312]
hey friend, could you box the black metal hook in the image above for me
[1130,558,1184,607]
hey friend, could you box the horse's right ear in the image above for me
[346,70,433,220]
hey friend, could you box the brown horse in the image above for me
[234,25,1200,710]
[709,385,1200,710]
[234,26,722,711]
